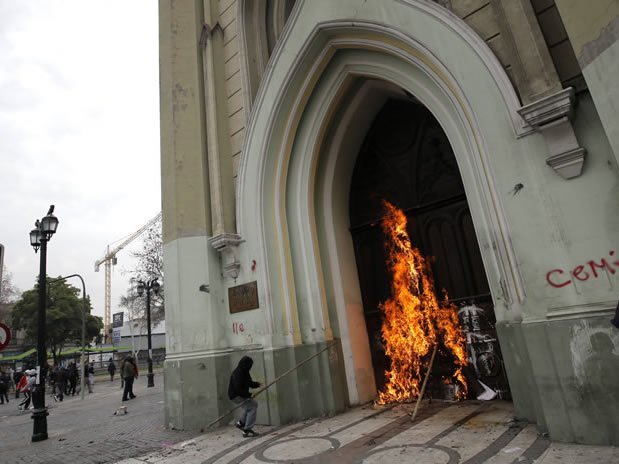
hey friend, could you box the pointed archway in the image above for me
[236,0,536,420]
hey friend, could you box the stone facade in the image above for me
[159,0,619,445]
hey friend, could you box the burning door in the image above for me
[349,98,510,401]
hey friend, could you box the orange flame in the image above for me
[377,201,468,404]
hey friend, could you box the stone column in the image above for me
[490,0,562,104]
[160,0,229,430]
[201,0,243,279]
[491,0,585,179]
[554,0,619,167]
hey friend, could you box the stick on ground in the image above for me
[411,343,438,422]
[200,341,337,432]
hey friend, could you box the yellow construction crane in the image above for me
[95,212,162,338]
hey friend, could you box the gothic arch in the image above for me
[236,0,536,403]
[238,0,297,114]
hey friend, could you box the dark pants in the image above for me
[19,392,31,409]
[68,377,77,395]
[0,388,8,404]
[122,377,135,401]
[56,381,65,401]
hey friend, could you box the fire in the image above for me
[377,201,468,404]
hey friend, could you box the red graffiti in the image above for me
[232,322,245,334]
[546,250,619,288]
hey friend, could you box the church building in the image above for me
[158,0,619,445]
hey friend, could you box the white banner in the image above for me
[112,328,122,344]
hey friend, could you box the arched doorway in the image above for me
[238,2,529,413]
[349,98,510,399]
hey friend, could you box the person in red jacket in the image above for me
[17,369,35,410]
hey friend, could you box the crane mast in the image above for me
[95,212,162,339]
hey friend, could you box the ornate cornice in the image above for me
[517,88,574,129]
[517,88,586,179]
[207,233,245,251]
[546,147,586,180]
[208,233,244,279]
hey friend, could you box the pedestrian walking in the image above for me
[7,366,15,395]
[49,364,59,396]
[67,362,78,395]
[54,365,67,401]
[228,356,262,438]
[85,362,95,393]
[121,355,138,401]
[0,369,10,404]
[108,358,116,382]
[13,368,23,399]
[17,369,36,410]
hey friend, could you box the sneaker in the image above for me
[235,421,244,430]
[242,429,259,438]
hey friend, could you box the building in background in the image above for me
[106,319,166,366]
[159,0,619,445]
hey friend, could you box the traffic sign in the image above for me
[0,322,11,352]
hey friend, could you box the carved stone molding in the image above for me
[546,147,586,180]
[517,88,586,179]
[517,87,574,128]
[208,233,245,251]
[208,233,244,279]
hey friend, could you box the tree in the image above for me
[11,276,103,364]
[123,215,164,324]
[0,266,21,304]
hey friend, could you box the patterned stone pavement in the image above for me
[2,381,616,464]
[115,400,617,464]
[0,374,200,464]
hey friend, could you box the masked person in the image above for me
[228,356,262,437]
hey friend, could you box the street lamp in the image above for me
[49,274,88,401]
[28,205,59,443]
[136,278,160,387]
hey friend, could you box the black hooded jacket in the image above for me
[228,356,260,399]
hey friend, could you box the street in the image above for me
[0,374,199,464]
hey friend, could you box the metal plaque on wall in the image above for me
[229,281,259,313]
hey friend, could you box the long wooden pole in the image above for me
[411,344,438,422]
[200,341,337,432]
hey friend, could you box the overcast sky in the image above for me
[0,1,161,324]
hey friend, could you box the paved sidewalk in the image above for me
[115,401,617,464]
[0,376,200,464]
[2,382,616,464]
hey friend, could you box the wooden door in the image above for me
[349,99,509,398]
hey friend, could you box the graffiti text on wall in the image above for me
[546,250,619,288]
[232,322,245,334]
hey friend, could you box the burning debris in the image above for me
[376,201,468,405]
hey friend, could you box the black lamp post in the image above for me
[28,205,59,442]
[49,274,88,401]
[136,278,160,387]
